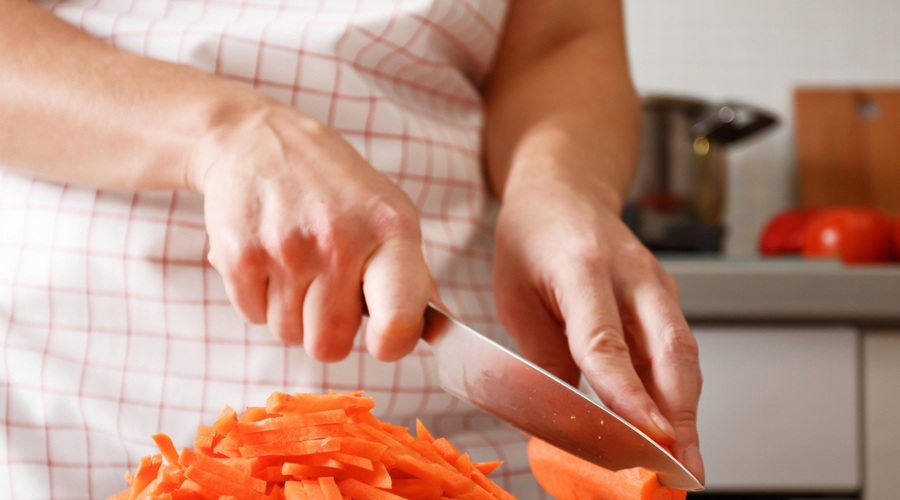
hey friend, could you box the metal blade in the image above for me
[422,302,703,491]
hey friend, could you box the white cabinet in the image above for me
[694,325,860,493]
[863,330,900,500]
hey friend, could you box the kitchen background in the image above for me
[622,0,900,256]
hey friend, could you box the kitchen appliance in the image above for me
[623,95,778,253]
[421,302,703,491]
[794,87,900,215]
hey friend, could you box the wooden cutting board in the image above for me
[794,87,900,216]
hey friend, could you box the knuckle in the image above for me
[273,231,311,270]
[576,327,630,363]
[658,325,700,366]
[368,198,420,241]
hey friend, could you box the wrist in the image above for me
[502,160,626,216]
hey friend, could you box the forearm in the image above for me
[0,0,267,191]
[483,4,640,213]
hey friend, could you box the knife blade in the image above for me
[421,302,703,491]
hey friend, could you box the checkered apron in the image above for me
[0,0,548,497]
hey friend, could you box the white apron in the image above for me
[0,0,547,498]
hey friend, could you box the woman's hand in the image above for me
[493,177,703,477]
[482,0,705,483]
[190,101,434,361]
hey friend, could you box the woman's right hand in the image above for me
[189,100,434,361]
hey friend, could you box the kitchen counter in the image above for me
[660,256,900,325]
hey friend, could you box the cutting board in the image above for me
[794,87,900,215]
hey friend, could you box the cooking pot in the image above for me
[623,95,778,252]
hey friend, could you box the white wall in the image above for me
[624,0,900,255]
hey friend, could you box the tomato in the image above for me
[758,208,822,256]
[802,207,895,264]
[895,216,900,259]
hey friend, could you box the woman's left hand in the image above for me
[492,176,704,479]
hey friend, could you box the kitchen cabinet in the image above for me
[693,325,859,493]
[863,330,900,500]
[661,257,900,498]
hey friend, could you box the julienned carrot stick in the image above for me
[527,436,687,500]
[336,477,405,500]
[150,434,180,465]
[108,391,513,499]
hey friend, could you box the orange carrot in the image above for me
[151,434,180,465]
[316,476,343,500]
[109,391,514,499]
[336,477,405,500]
[128,454,162,500]
[528,436,687,500]
[473,461,503,476]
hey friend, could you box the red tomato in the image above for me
[895,217,900,259]
[758,208,822,256]
[802,207,895,264]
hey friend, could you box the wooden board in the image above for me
[794,87,900,216]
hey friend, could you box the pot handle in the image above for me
[691,103,778,144]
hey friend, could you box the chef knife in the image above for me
[421,302,703,491]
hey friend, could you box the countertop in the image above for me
[660,256,900,324]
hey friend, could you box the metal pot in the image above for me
[623,95,778,252]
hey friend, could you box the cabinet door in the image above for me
[863,330,900,500]
[694,325,859,493]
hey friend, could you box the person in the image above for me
[0,0,704,497]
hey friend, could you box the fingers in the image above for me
[494,278,580,385]
[208,243,268,324]
[362,239,432,361]
[302,265,363,361]
[560,268,680,447]
[630,275,705,482]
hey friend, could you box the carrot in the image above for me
[128,454,162,500]
[527,436,687,500]
[151,433,180,465]
[336,477,405,500]
[316,476,343,500]
[473,461,503,476]
[109,391,514,499]
[179,448,267,494]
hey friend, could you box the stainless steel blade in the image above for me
[421,302,703,491]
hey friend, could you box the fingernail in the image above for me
[650,411,678,441]
[682,443,705,483]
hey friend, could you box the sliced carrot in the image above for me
[133,464,182,500]
[179,448,267,494]
[284,480,308,500]
[266,392,375,415]
[279,460,347,478]
[431,438,461,463]
[527,436,687,500]
[109,391,515,500]
[213,405,239,437]
[241,407,274,423]
[193,426,218,455]
[336,477,405,500]
[472,461,503,476]
[316,476,343,500]
[389,478,443,500]
[151,433,180,465]
[338,436,388,461]
[453,453,473,477]
[470,466,516,500]
[240,423,345,446]
[184,464,268,500]
[238,410,348,434]
[285,455,348,472]
[340,458,391,489]
[128,454,162,500]
[415,419,435,443]
[239,436,342,458]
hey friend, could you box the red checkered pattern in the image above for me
[0,0,550,498]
